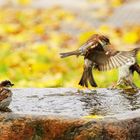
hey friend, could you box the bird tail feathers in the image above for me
[60,50,80,58]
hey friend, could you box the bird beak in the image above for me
[11,83,14,86]
[8,83,14,87]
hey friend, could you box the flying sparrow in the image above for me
[0,80,14,112]
[60,34,137,87]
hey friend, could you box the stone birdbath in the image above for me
[0,88,140,140]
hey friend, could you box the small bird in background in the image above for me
[114,62,140,89]
[107,45,140,89]
[60,34,137,87]
[0,80,14,112]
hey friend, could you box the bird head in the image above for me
[98,35,110,48]
[0,80,14,88]
[79,34,111,55]
[84,34,111,49]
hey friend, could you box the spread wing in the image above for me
[95,49,137,71]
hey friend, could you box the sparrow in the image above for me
[109,45,140,89]
[115,62,140,89]
[0,80,14,112]
[60,34,137,87]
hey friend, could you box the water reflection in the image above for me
[80,89,140,116]
[10,88,140,117]
[120,90,140,111]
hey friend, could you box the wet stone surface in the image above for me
[10,88,140,117]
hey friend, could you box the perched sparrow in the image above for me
[110,45,140,89]
[115,62,140,89]
[60,34,137,87]
[0,80,14,112]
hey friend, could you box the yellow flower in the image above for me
[123,31,139,44]
[16,0,32,5]
[111,0,122,7]
[78,31,96,45]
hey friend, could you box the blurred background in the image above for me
[0,0,140,88]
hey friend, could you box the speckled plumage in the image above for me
[0,80,14,111]
[116,63,140,88]
[0,88,12,109]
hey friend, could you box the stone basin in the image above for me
[0,88,140,140]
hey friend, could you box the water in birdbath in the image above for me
[10,88,140,118]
